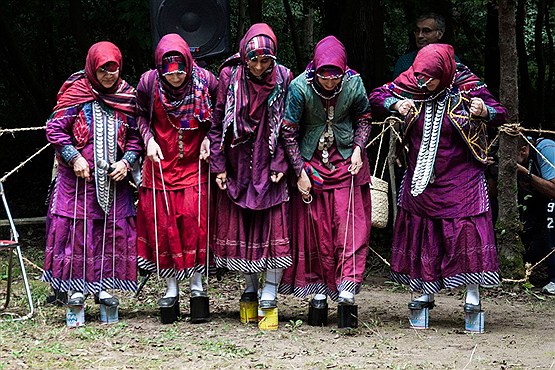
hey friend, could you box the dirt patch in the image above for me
[0,227,554,369]
[1,268,554,370]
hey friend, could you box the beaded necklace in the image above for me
[410,93,448,196]
[317,103,336,171]
[92,101,116,212]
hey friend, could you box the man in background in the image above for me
[517,136,555,295]
[393,13,448,79]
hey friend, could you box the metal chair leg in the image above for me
[2,250,13,310]
[0,182,34,321]
[15,245,34,319]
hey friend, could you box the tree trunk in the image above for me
[69,0,88,56]
[0,7,50,122]
[301,0,314,63]
[322,0,386,89]
[545,0,554,126]
[516,0,536,123]
[535,0,546,126]
[497,0,525,279]
[484,1,500,96]
[282,0,304,72]
[236,0,247,49]
[247,0,262,24]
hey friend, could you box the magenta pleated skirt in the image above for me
[280,185,371,301]
[42,214,137,293]
[212,192,291,273]
[390,207,500,293]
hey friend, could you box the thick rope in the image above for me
[0,126,46,137]
[0,143,51,183]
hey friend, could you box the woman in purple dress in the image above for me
[208,23,293,310]
[369,44,506,315]
[279,36,372,316]
[43,42,141,307]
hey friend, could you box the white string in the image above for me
[83,177,87,294]
[307,200,329,295]
[351,179,356,286]
[152,162,161,279]
[111,184,117,292]
[373,124,387,179]
[69,177,79,287]
[206,162,211,284]
[0,143,51,183]
[100,189,108,292]
[198,160,201,226]
[340,174,356,292]
[0,126,46,137]
[158,161,170,214]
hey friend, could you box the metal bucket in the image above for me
[409,307,429,329]
[99,304,119,324]
[257,307,278,330]
[66,305,85,327]
[465,311,485,333]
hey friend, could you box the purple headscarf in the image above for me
[220,23,279,146]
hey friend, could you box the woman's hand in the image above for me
[73,156,90,181]
[470,97,488,118]
[147,138,164,163]
[199,137,210,161]
[349,146,363,175]
[216,171,227,190]
[393,99,416,116]
[270,171,284,183]
[107,161,128,182]
[297,170,311,196]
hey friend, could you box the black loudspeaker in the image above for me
[150,0,230,60]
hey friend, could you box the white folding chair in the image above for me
[0,181,34,321]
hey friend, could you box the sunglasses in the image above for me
[98,65,119,75]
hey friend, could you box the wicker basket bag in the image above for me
[370,124,389,228]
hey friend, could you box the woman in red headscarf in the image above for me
[43,41,142,308]
[369,44,507,320]
[279,36,372,322]
[135,33,217,312]
[207,23,293,311]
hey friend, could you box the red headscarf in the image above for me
[54,41,135,115]
[392,44,457,99]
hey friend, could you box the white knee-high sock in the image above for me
[260,269,283,301]
[243,272,259,293]
[163,277,179,298]
[414,293,434,302]
[189,272,203,292]
[98,290,113,299]
[338,291,355,300]
[465,284,480,305]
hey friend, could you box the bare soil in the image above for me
[0,227,554,369]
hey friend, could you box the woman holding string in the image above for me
[43,41,141,309]
[135,33,217,320]
[207,23,293,312]
[369,44,506,319]
[280,36,372,326]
